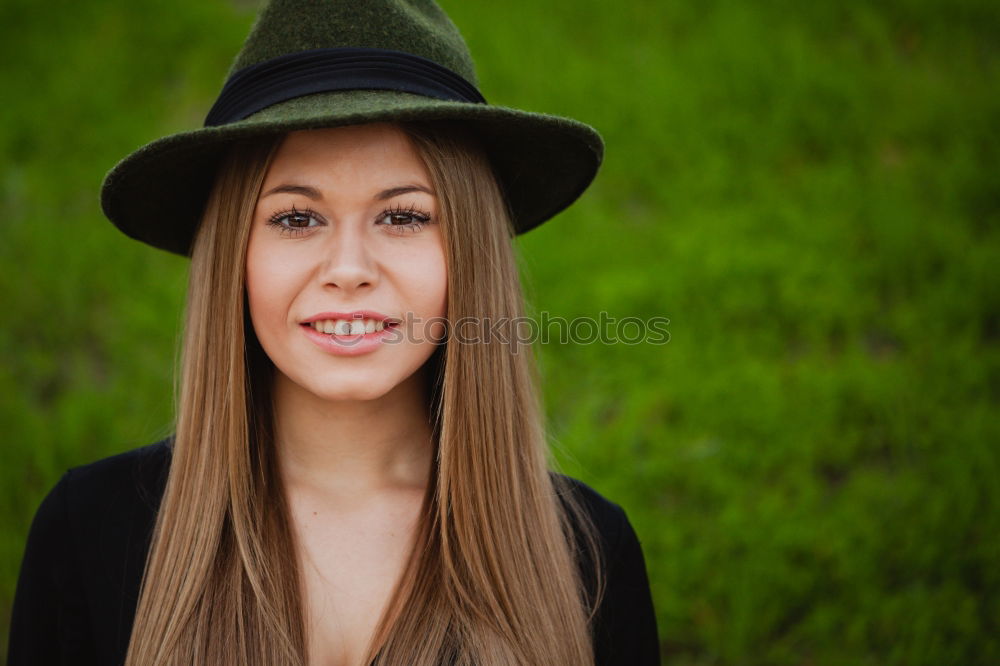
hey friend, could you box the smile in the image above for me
[308,318,393,335]
[299,319,401,357]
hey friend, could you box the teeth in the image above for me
[309,318,388,335]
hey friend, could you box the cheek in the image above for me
[409,241,448,313]
[407,246,448,342]
[425,255,449,315]
[245,236,295,336]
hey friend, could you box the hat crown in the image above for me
[102,0,603,257]
[231,0,478,87]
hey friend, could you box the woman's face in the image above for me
[246,123,447,403]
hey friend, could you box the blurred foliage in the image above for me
[2,0,998,663]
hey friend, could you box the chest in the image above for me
[289,494,422,666]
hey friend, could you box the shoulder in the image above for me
[550,472,631,551]
[64,436,173,486]
[37,437,172,566]
[60,436,173,568]
[10,437,175,665]
[33,438,171,577]
[551,474,661,665]
[59,436,173,510]
[30,437,172,533]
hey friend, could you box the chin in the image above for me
[306,379,396,403]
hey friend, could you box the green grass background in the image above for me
[2,0,998,663]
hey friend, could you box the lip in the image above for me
[299,311,402,357]
[300,310,400,325]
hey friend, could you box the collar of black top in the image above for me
[99,0,604,257]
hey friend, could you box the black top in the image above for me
[7,438,659,665]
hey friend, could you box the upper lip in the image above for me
[301,310,400,324]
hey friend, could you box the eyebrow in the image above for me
[376,184,435,200]
[259,183,435,200]
[261,184,322,199]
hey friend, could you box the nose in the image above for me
[317,221,378,292]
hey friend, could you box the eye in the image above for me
[267,206,324,236]
[375,205,432,233]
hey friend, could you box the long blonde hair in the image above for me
[124,122,603,665]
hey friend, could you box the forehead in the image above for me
[263,123,431,190]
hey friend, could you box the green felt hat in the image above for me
[100,0,604,257]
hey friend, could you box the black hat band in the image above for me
[204,47,487,126]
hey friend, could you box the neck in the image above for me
[271,365,435,498]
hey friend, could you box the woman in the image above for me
[8,1,659,664]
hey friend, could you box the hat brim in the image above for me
[100,89,603,256]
